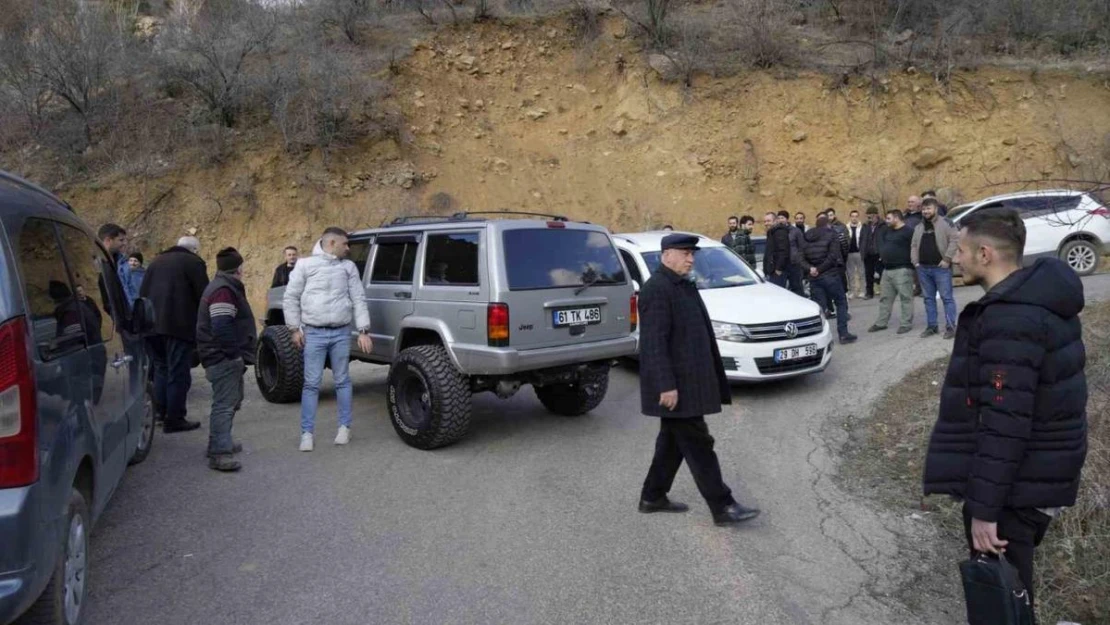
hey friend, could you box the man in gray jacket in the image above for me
[912,198,960,339]
[284,227,373,451]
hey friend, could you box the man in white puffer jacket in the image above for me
[284,227,373,451]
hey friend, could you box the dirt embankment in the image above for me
[59,17,1110,314]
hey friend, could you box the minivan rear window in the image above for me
[502,229,626,290]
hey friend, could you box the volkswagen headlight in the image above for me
[712,321,750,342]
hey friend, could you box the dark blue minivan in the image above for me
[0,171,155,625]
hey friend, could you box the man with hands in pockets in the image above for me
[636,233,761,526]
[284,227,373,451]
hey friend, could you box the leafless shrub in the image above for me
[567,0,602,42]
[156,2,278,127]
[731,0,796,69]
[317,0,379,45]
[617,0,676,48]
[401,0,460,25]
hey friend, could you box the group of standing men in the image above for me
[96,223,370,471]
[720,190,960,343]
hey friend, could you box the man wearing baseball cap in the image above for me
[637,233,761,526]
[196,247,257,472]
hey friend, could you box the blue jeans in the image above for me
[147,335,195,420]
[809,273,850,337]
[301,326,353,433]
[917,265,957,329]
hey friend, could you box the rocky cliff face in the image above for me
[58,18,1110,314]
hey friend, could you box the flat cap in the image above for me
[661,233,700,251]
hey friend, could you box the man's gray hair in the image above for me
[177,236,200,253]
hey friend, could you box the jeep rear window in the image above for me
[502,229,626,290]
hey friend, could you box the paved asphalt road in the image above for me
[84,273,1110,625]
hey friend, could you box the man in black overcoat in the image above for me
[637,234,761,526]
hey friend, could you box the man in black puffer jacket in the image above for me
[801,216,856,344]
[923,209,1087,617]
[761,212,793,288]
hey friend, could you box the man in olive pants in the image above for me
[869,210,916,334]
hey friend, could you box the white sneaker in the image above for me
[299,432,314,452]
[335,426,350,446]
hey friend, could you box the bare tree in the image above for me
[617,0,675,48]
[157,3,277,127]
[317,0,378,45]
[0,27,54,138]
[27,0,126,144]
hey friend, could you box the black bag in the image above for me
[959,552,1034,625]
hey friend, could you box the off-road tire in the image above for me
[1059,239,1100,276]
[127,381,155,466]
[535,368,610,416]
[387,345,471,450]
[255,325,303,404]
[15,489,90,625]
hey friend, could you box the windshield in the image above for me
[642,247,761,290]
[502,228,627,290]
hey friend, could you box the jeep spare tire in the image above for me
[388,345,471,450]
[535,368,610,416]
[256,325,304,404]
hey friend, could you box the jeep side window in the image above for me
[370,240,418,283]
[348,239,371,278]
[16,218,85,359]
[424,232,479,286]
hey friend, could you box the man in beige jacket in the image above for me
[911,198,960,339]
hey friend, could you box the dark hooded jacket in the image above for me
[801,225,844,278]
[762,223,792,276]
[923,259,1087,522]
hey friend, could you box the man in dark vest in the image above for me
[923,209,1087,617]
[637,233,760,526]
[196,248,258,472]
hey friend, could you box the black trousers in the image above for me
[864,255,882,297]
[810,273,849,336]
[641,417,735,513]
[962,504,1052,622]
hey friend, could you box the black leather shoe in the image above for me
[713,503,761,526]
[638,497,690,514]
[208,454,242,472]
[163,419,201,433]
[839,333,858,345]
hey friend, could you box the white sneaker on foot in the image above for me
[335,426,350,446]
[299,432,314,452]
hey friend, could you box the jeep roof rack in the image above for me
[382,210,570,228]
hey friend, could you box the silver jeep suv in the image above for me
[255,213,638,449]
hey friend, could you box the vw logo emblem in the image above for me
[783,322,799,339]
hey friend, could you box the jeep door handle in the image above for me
[393,291,411,299]
[110,354,134,369]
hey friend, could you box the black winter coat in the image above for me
[762,223,792,276]
[801,226,844,278]
[271,263,295,288]
[139,246,209,342]
[923,259,1087,522]
[638,265,731,418]
[721,230,757,266]
[830,221,850,257]
[859,222,884,258]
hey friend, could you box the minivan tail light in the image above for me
[1089,207,1110,218]
[0,317,38,488]
[629,293,638,332]
[488,303,510,347]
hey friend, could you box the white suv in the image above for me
[948,190,1109,276]
[615,232,834,382]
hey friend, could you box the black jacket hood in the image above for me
[803,225,831,243]
[984,258,1084,318]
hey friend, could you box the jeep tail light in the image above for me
[629,293,638,332]
[0,317,38,488]
[487,303,510,347]
[1089,206,1110,218]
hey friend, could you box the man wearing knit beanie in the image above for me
[196,247,258,472]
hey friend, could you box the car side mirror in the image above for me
[131,297,156,335]
[632,280,641,293]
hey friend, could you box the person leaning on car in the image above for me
[923,208,1087,618]
[637,233,760,527]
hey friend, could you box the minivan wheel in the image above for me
[128,382,155,466]
[535,368,610,416]
[387,345,471,450]
[1060,239,1100,276]
[16,489,89,625]
[256,326,303,404]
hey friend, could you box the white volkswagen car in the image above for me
[615,232,834,382]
